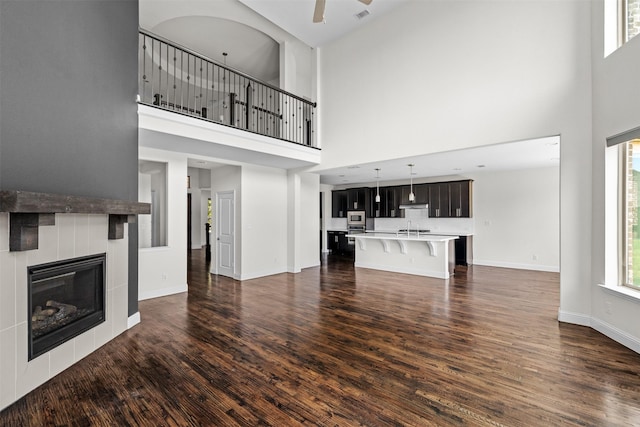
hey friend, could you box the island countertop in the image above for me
[347,232,458,242]
[346,232,456,279]
[367,230,474,237]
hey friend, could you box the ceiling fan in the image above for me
[313,0,373,23]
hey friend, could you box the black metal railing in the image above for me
[139,29,317,148]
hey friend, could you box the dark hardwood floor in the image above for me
[3,250,640,425]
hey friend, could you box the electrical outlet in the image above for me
[532,254,538,261]
[161,273,168,281]
[605,301,612,315]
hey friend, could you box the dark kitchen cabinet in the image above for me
[373,187,399,218]
[373,187,385,218]
[428,183,450,218]
[449,180,472,218]
[334,179,471,219]
[331,190,348,218]
[401,183,428,205]
[328,231,351,255]
[369,187,379,218]
[386,186,402,218]
[454,235,473,266]
[328,231,339,252]
[347,187,370,214]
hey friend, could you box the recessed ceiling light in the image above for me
[347,165,360,169]
[339,174,345,177]
[453,168,462,171]
[477,165,486,168]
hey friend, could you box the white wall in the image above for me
[318,1,590,169]
[318,0,592,323]
[470,167,559,272]
[138,147,188,300]
[297,172,320,269]
[240,165,288,279]
[590,1,640,351]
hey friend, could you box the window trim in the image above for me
[619,0,627,45]
[607,128,640,290]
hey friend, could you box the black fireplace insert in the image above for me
[28,254,106,360]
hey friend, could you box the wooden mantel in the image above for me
[0,191,151,251]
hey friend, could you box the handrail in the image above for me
[139,29,316,106]
[138,29,318,148]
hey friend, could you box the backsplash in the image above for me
[373,209,474,234]
[325,209,474,234]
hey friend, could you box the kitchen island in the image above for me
[346,232,458,279]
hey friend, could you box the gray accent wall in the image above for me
[0,0,140,315]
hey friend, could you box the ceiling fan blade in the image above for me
[313,0,326,23]
[358,0,373,5]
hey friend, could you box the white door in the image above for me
[216,191,235,278]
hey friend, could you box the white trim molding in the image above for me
[139,283,188,301]
[127,312,141,329]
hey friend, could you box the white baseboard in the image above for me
[558,310,640,355]
[557,310,591,327]
[127,312,141,329]
[240,268,287,281]
[473,259,559,273]
[139,283,188,301]
[591,317,640,354]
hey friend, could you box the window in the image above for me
[619,138,640,287]
[621,0,640,44]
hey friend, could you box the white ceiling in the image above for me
[147,16,280,83]
[320,136,561,186]
[237,0,410,47]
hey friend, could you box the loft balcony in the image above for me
[138,29,319,167]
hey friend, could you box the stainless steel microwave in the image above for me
[347,210,366,226]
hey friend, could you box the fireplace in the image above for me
[28,254,106,360]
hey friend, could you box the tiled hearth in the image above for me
[0,212,130,411]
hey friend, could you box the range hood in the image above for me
[399,203,429,210]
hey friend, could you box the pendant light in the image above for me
[375,168,381,203]
[408,164,415,202]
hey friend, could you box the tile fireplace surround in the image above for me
[0,191,150,411]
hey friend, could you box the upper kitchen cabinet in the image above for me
[374,187,398,218]
[449,180,473,218]
[347,187,370,214]
[428,182,450,218]
[401,183,428,205]
[373,187,385,218]
[387,186,403,218]
[428,180,473,218]
[331,190,348,218]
